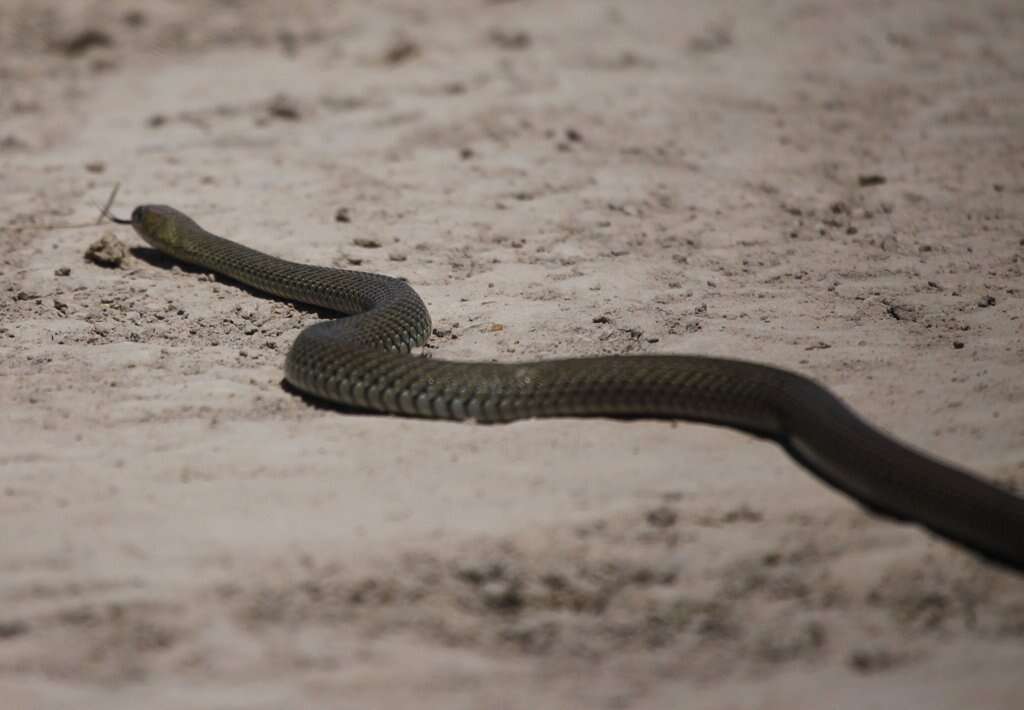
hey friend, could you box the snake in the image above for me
[112,204,1024,572]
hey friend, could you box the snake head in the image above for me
[122,205,201,261]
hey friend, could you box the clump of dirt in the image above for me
[84,232,128,267]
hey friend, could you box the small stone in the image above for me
[388,252,407,262]
[565,127,583,142]
[858,174,887,187]
[886,304,917,322]
[54,266,71,276]
[267,94,301,121]
[977,295,996,308]
[353,237,381,248]
[849,648,906,674]
[0,620,29,639]
[459,147,475,159]
[646,506,678,528]
[592,315,611,324]
[0,135,30,151]
[278,30,298,56]
[147,114,167,128]
[383,38,420,64]
[488,28,531,50]
[58,29,113,56]
[85,161,105,173]
[480,579,523,610]
[953,340,965,349]
[334,207,351,223]
[85,232,128,268]
[122,10,146,27]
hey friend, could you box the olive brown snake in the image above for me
[113,205,1024,572]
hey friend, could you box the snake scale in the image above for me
[115,205,1024,572]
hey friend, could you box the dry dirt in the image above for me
[2,1,1023,708]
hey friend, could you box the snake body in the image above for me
[122,205,1024,571]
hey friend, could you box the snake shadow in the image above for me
[280,378,397,418]
[134,245,385,414]
[131,246,339,319]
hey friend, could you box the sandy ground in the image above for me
[2,0,1023,707]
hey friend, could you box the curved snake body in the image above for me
[122,205,1024,571]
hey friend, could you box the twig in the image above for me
[96,182,121,224]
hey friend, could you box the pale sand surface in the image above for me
[1,1,1023,707]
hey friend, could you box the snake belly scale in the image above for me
[121,205,1024,572]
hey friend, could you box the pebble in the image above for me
[857,174,887,187]
[84,232,128,267]
[0,620,29,639]
[266,94,301,121]
[646,506,678,528]
[479,579,523,610]
[488,29,531,50]
[383,38,420,64]
[59,29,113,56]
